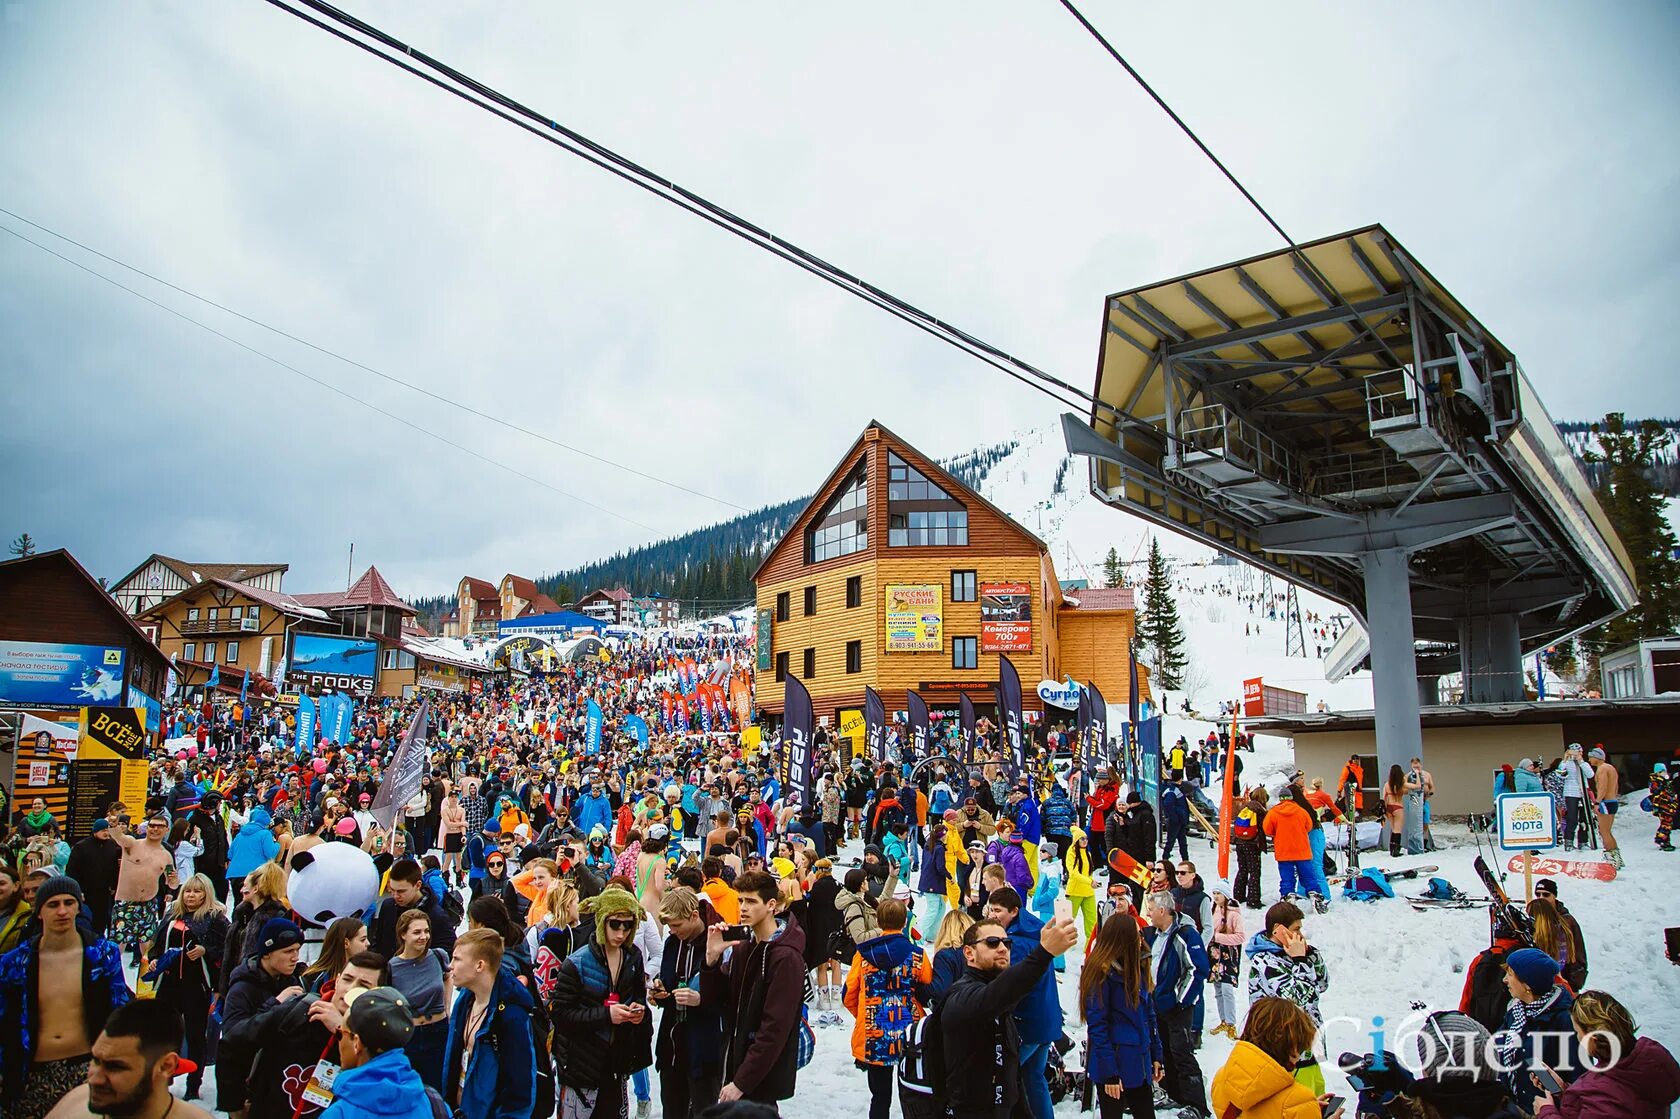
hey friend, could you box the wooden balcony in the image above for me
[179,617,261,636]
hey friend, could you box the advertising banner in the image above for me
[624,713,649,751]
[884,584,942,652]
[69,706,148,840]
[864,686,888,765]
[756,607,774,671]
[0,641,126,707]
[586,698,604,755]
[784,675,815,810]
[1085,681,1110,772]
[370,699,429,833]
[979,582,1033,652]
[906,691,930,759]
[1242,677,1264,718]
[998,656,1025,780]
[3,710,78,826]
[294,694,318,759]
[287,634,379,697]
[837,707,866,763]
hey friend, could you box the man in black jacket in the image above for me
[704,869,807,1112]
[369,859,457,960]
[64,819,123,935]
[938,913,1078,1119]
[217,918,307,1114]
[189,793,229,904]
[244,950,387,1119]
[651,887,726,1119]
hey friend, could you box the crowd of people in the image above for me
[0,636,1675,1119]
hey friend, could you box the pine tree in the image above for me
[1103,547,1123,588]
[1137,536,1187,689]
[1582,414,1680,663]
[8,533,35,558]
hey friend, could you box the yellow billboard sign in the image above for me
[838,707,865,762]
[885,584,942,652]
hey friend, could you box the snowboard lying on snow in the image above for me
[1505,853,1618,882]
[1328,864,1438,885]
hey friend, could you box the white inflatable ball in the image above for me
[287,841,380,927]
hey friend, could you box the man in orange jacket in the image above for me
[842,897,931,1119]
[1337,755,1365,818]
[1262,794,1316,900]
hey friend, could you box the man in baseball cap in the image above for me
[328,986,433,1118]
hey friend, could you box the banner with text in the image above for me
[288,634,379,697]
[979,582,1033,653]
[884,584,942,652]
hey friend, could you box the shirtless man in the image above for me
[0,876,132,1119]
[1588,746,1623,869]
[44,1000,213,1119]
[111,812,179,966]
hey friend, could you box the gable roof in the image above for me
[1060,587,1137,613]
[111,553,288,593]
[141,575,331,622]
[294,566,417,614]
[751,419,1045,582]
[1,549,171,657]
[459,576,498,602]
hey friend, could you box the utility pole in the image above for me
[347,542,354,590]
[1285,583,1306,658]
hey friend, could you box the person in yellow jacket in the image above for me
[1211,997,1343,1119]
[1064,825,1098,940]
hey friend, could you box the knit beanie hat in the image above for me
[33,875,83,912]
[256,917,304,957]
[1505,947,1560,992]
[581,886,644,944]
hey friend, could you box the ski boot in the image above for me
[1309,891,1329,915]
[1607,848,1624,870]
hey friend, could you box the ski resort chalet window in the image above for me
[776,592,790,623]
[951,571,977,602]
[846,640,862,674]
[775,652,789,683]
[887,452,968,546]
[952,636,977,670]
[846,575,862,608]
[807,464,868,563]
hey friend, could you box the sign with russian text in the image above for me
[70,706,149,840]
[0,641,125,707]
[755,608,774,671]
[980,582,1033,652]
[1495,792,1558,852]
[1242,677,1264,718]
[884,584,942,652]
[1038,678,1082,710]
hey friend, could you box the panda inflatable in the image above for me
[287,841,381,927]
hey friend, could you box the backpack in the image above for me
[1465,947,1513,1032]
[1424,877,1463,901]
[829,898,863,963]
[796,1004,816,1070]
[896,1005,946,1107]
[438,886,466,930]
[1341,868,1394,901]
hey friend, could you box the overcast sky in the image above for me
[3,1,1676,600]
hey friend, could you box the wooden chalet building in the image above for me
[752,421,1147,731]
[139,577,332,697]
[108,554,288,617]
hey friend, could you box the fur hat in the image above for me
[581,886,645,944]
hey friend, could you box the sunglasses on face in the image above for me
[486,860,505,868]
[606,918,638,932]
[969,935,1008,949]
[1176,870,1194,877]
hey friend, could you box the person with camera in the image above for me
[1341,1010,1521,1119]
[551,885,654,1119]
[939,912,1079,1119]
[704,868,807,1113]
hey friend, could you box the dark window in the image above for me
[887,451,968,546]
[846,575,861,609]
[804,585,817,616]
[846,640,862,674]
[775,652,789,683]
[802,648,816,679]
[952,636,977,670]
[952,570,977,602]
[806,464,869,563]
[776,592,790,623]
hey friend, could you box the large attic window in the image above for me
[888,452,967,546]
[807,465,868,563]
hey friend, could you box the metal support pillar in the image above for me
[1459,613,1524,703]
[1362,548,1425,852]
[1417,675,1440,706]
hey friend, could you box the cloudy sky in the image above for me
[3,1,1676,600]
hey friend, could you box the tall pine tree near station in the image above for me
[1582,414,1680,663]
[1103,547,1124,588]
[1137,536,1187,690]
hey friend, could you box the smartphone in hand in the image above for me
[721,924,752,942]
[1533,1068,1565,1095]
[1320,1095,1344,1118]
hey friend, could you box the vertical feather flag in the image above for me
[998,656,1025,781]
[784,675,815,809]
[864,686,887,765]
[960,692,977,768]
[906,691,930,760]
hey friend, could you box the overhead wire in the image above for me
[0,204,747,513]
[0,218,660,533]
[257,0,1115,425]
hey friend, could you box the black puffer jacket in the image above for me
[939,946,1055,1119]
[550,941,653,1087]
[217,956,305,1112]
[220,898,288,995]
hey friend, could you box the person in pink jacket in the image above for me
[1535,989,1680,1119]
[1207,884,1246,1038]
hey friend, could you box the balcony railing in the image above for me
[179,617,261,635]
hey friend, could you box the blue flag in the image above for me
[239,669,248,703]
[295,695,318,759]
[624,713,649,751]
[208,664,220,690]
[586,698,603,756]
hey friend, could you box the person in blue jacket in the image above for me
[984,886,1063,1119]
[572,775,616,838]
[324,985,434,1119]
[224,805,279,898]
[1159,778,1191,863]
[444,928,536,1119]
[1081,914,1164,1117]
[1039,783,1077,870]
[1144,892,1210,1116]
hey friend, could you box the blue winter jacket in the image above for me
[226,806,280,878]
[928,783,956,819]
[928,945,967,1006]
[1145,917,1209,1014]
[321,1047,434,1119]
[1004,909,1064,1044]
[1011,797,1043,845]
[1159,785,1190,832]
[1040,789,1077,836]
[1514,769,1543,794]
[573,792,614,837]
[1084,969,1162,1089]
[0,931,133,1104]
[881,832,909,869]
[444,964,536,1119]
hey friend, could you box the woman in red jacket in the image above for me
[1086,769,1119,867]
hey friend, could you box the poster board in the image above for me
[2,710,80,826]
[885,584,942,652]
[979,582,1033,652]
[837,707,865,763]
[69,706,149,840]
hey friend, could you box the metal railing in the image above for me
[1366,366,1425,430]
[1176,402,1300,487]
